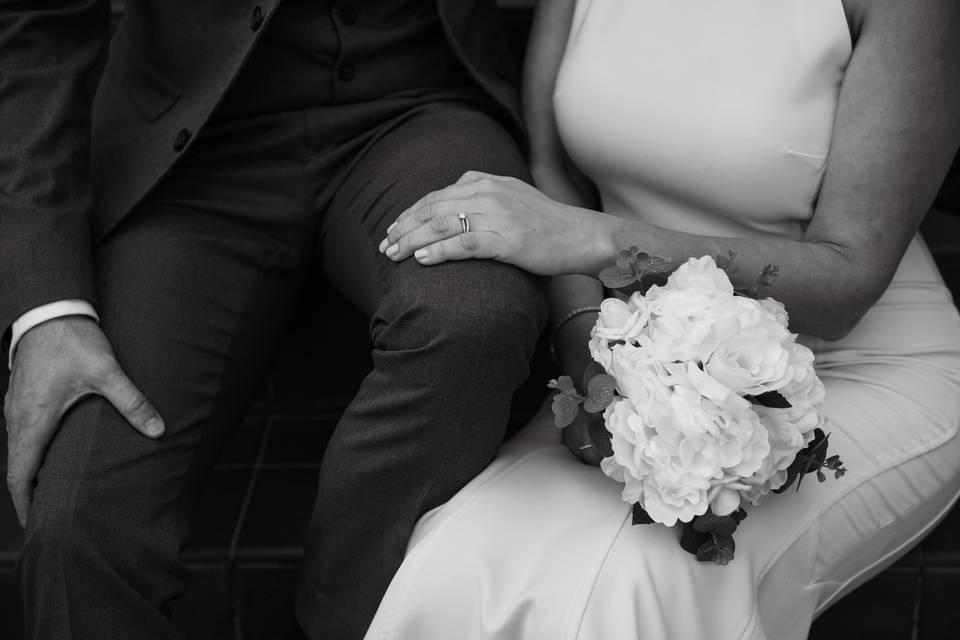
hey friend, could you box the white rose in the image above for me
[702,297,795,395]
[665,256,736,297]
[592,297,649,344]
[642,290,721,363]
[758,297,789,328]
[738,343,826,504]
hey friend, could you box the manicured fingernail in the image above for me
[385,244,398,258]
[378,238,389,253]
[387,221,397,233]
[414,248,428,262]
[146,418,165,437]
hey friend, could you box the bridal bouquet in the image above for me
[549,249,846,565]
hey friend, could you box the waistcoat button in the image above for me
[173,129,192,152]
[337,3,358,25]
[251,6,264,31]
[338,63,355,82]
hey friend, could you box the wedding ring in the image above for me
[458,212,470,234]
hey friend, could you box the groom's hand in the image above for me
[3,317,164,526]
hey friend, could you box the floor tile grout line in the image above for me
[227,416,274,640]
[910,545,926,640]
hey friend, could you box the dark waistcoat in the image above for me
[90,0,521,240]
[213,0,473,121]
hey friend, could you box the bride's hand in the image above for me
[377,170,606,276]
[561,410,612,467]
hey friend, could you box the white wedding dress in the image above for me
[365,1,960,638]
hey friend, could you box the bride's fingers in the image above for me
[381,197,473,253]
[453,170,516,185]
[386,183,485,242]
[384,173,519,247]
[411,231,500,266]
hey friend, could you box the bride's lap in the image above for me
[367,240,960,640]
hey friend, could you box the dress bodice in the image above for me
[554,0,852,238]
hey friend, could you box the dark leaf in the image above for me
[691,511,740,537]
[806,428,830,469]
[746,390,792,409]
[773,467,800,494]
[632,503,655,525]
[639,269,672,292]
[696,533,736,565]
[583,374,618,413]
[680,522,711,555]
[551,393,580,429]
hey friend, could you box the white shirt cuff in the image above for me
[8,300,99,370]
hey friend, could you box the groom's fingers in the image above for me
[6,410,55,527]
[97,367,165,439]
[411,230,500,265]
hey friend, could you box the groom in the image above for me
[0,1,545,638]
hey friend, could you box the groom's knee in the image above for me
[15,398,185,603]
[377,258,547,364]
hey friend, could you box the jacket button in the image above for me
[338,63,355,82]
[173,129,191,152]
[337,3,358,25]
[251,6,264,31]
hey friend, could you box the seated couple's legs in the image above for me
[296,103,548,639]
[16,124,315,639]
[16,102,546,639]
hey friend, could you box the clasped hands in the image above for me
[378,170,596,276]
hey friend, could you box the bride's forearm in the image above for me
[572,209,894,340]
[549,275,603,386]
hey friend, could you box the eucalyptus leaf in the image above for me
[599,265,638,289]
[583,374,617,413]
[696,533,736,565]
[548,375,577,395]
[551,393,580,429]
[680,522,710,555]
[691,511,740,537]
[616,250,636,271]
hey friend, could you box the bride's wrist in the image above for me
[551,311,598,386]
[575,210,628,276]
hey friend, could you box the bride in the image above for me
[370,0,960,638]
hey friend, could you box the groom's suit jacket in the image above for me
[0,0,522,338]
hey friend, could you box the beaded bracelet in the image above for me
[549,305,602,365]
